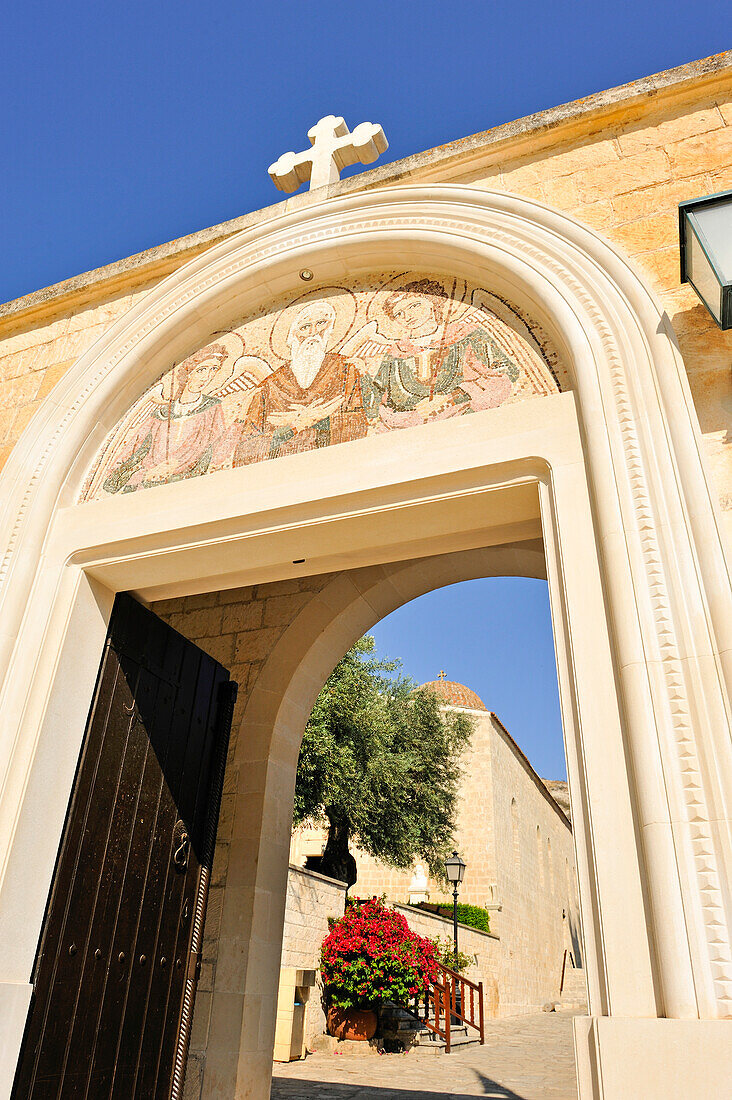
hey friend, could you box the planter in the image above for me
[326,1005,378,1041]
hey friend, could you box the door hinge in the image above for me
[186,950,201,983]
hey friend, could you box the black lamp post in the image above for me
[444,850,466,963]
[679,189,732,329]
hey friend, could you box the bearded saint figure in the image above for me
[360,279,519,430]
[102,344,243,493]
[232,300,367,466]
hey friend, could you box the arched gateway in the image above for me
[0,185,731,1098]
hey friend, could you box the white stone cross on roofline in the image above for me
[268,115,388,193]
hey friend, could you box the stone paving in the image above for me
[272,1010,581,1100]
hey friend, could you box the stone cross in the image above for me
[268,115,388,194]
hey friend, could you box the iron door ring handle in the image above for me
[173,831,190,871]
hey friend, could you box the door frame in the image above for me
[0,186,731,1099]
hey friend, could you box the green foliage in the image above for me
[429,935,474,975]
[420,901,492,934]
[321,897,439,1009]
[294,635,474,881]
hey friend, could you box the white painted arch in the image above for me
[0,185,731,1098]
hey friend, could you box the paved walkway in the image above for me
[272,1011,581,1100]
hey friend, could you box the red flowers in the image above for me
[321,897,439,1010]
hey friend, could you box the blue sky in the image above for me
[371,579,566,779]
[3,3,724,777]
[2,1,727,305]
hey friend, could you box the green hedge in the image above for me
[415,901,491,934]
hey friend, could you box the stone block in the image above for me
[634,246,681,291]
[263,593,310,627]
[260,577,315,597]
[538,137,619,179]
[179,606,224,639]
[611,173,711,224]
[184,591,221,611]
[574,149,670,203]
[611,212,677,255]
[542,174,580,209]
[616,106,724,157]
[199,634,236,666]
[334,1038,381,1056]
[308,1034,338,1054]
[667,127,732,178]
[189,990,213,1050]
[234,627,281,664]
[570,200,615,231]
[11,400,44,440]
[222,601,264,634]
[181,1051,204,1100]
[212,841,230,887]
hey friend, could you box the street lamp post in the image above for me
[444,851,466,1024]
[444,850,466,962]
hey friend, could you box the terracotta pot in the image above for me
[326,1005,378,1041]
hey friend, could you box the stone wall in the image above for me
[488,715,581,1015]
[292,705,579,1017]
[331,704,498,907]
[392,902,502,1019]
[151,574,334,1096]
[280,865,346,1045]
[0,280,157,473]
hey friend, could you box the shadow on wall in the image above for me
[567,909,583,969]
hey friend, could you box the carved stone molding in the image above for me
[0,186,730,1021]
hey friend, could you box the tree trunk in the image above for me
[320,815,357,887]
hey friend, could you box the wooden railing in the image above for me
[411,961,485,1053]
[559,948,576,995]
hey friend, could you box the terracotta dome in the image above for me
[421,676,488,711]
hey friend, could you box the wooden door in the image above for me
[13,593,237,1100]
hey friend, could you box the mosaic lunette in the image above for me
[81,274,567,501]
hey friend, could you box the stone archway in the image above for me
[0,186,730,1099]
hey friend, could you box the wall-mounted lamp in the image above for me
[679,189,732,330]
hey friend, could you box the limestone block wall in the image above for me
[341,705,499,907]
[294,705,580,1017]
[453,94,732,536]
[392,902,502,1019]
[487,715,581,1015]
[280,865,346,1044]
[0,281,157,474]
[151,574,333,1096]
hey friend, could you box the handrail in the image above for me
[416,978,452,1052]
[413,959,485,1051]
[559,947,576,995]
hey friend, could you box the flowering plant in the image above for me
[320,896,439,1010]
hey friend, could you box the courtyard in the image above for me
[271,1011,581,1100]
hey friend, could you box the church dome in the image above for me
[421,675,488,711]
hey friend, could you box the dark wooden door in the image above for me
[13,593,237,1100]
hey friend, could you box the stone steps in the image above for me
[559,966,587,1010]
[413,1023,481,1054]
[379,1003,481,1054]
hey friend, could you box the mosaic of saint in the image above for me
[81,274,568,501]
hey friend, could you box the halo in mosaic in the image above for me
[80,272,568,501]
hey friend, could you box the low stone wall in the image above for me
[280,864,347,1045]
[393,902,502,1019]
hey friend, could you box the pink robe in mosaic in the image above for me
[103,395,240,493]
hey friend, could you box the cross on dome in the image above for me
[438,670,447,681]
[268,115,388,194]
